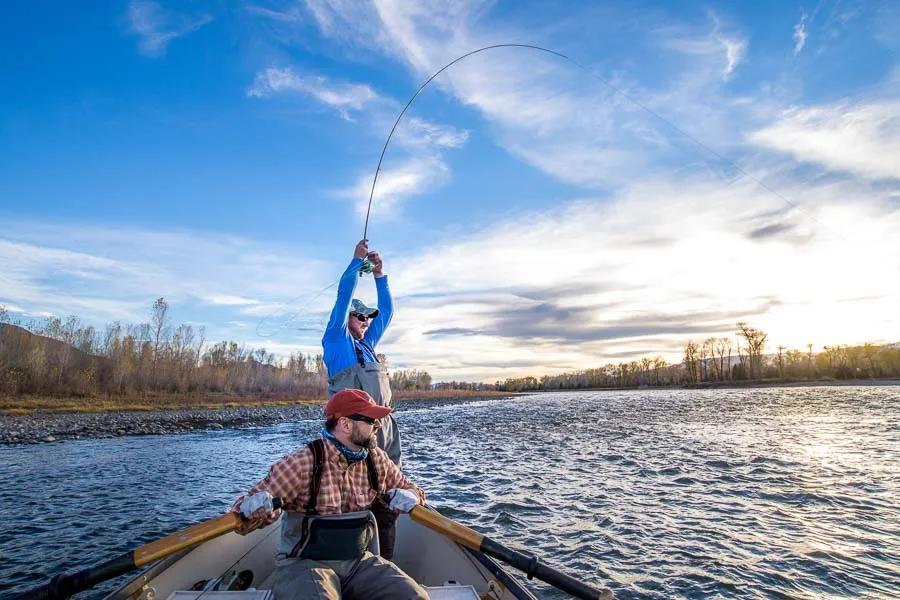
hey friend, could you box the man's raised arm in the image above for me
[363,250,393,346]
[323,240,368,339]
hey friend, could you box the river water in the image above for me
[1,386,898,599]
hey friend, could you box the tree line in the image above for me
[489,322,900,392]
[2,301,897,398]
[0,300,447,400]
[0,299,328,398]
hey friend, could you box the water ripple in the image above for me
[1,386,899,598]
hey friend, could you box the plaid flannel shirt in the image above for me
[231,438,425,533]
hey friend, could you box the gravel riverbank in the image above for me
[0,397,502,445]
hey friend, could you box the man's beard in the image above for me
[350,425,377,449]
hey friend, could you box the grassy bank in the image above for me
[0,389,513,416]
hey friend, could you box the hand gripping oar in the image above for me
[409,506,614,600]
[16,498,285,600]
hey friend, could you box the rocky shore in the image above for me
[0,397,501,445]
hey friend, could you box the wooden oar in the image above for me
[16,498,284,600]
[409,505,614,600]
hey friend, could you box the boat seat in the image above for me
[423,584,480,600]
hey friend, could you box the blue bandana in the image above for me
[321,427,369,463]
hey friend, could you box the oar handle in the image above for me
[409,506,613,600]
[16,497,284,600]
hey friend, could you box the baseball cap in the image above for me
[325,389,392,419]
[350,298,379,319]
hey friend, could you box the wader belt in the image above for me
[294,512,376,561]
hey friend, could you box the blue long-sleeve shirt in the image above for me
[322,257,394,378]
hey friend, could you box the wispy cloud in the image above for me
[244,3,304,23]
[247,67,380,119]
[292,1,761,195]
[400,118,470,149]
[246,55,470,220]
[337,155,451,220]
[0,220,332,345]
[793,13,809,54]
[659,16,747,79]
[749,99,900,181]
[203,295,262,306]
[377,176,900,379]
[125,1,212,58]
[720,34,746,76]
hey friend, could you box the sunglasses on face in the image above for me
[350,313,370,322]
[346,414,378,425]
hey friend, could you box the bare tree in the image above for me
[683,340,700,383]
[776,345,786,378]
[737,322,768,379]
[714,337,732,381]
[807,343,815,380]
[151,298,170,361]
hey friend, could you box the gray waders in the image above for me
[327,339,402,467]
[327,339,402,559]
[274,441,427,599]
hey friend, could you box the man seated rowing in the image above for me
[232,389,429,600]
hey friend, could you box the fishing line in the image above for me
[362,43,844,242]
[255,260,369,338]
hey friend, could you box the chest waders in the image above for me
[327,338,402,468]
[279,440,399,560]
[281,440,395,561]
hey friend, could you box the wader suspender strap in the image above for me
[353,338,378,367]
[306,439,326,516]
[289,439,326,557]
[365,451,380,493]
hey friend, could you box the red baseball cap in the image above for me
[325,389,392,419]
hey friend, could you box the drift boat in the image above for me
[20,503,611,600]
[104,512,537,600]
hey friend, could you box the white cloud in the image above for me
[402,118,470,149]
[658,18,747,79]
[793,13,808,54]
[245,4,303,23]
[0,222,332,332]
[292,1,760,195]
[125,1,212,58]
[720,34,746,76]
[0,302,27,315]
[750,100,900,180]
[204,295,261,306]
[337,155,451,221]
[228,2,900,378]
[247,67,379,119]
[377,177,900,380]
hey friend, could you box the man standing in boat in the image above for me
[233,389,428,600]
[322,239,401,467]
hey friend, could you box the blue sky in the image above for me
[2,1,899,381]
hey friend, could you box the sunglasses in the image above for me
[350,313,370,322]
[346,414,378,425]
